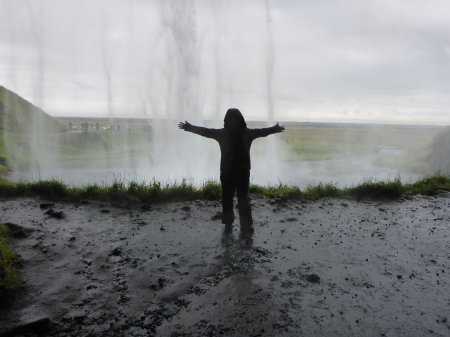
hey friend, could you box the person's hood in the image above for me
[224,108,247,131]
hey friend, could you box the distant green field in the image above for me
[0,83,446,173]
[251,123,443,162]
[50,121,444,166]
[42,130,154,166]
[1,119,444,173]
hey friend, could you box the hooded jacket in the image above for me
[184,109,280,173]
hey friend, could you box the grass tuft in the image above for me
[0,221,24,298]
[345,177,404,199]
[304,182,340,200]
[249,181,303,199]
[1,174,450,205]
[403,173,450,195]
[198,180,221,200]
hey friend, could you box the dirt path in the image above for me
[1,193,450,336]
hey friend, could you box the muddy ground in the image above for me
[1,193,450,336]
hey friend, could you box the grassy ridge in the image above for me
[0,86,67,133]
[1,174,449,204]
[0,86,68,171]
[0,221,24,298]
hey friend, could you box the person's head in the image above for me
[224,108,246,131]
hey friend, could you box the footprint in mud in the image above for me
[371,230,386,239]
[149,277,170,290]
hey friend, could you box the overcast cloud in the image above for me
[1,0,449,124]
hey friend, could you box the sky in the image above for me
[1,0,450,125]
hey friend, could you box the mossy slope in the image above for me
[0,86,66,133]
[401,126,450,174]
[0,86,68,170]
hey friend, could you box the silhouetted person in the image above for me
[178,108,284,233]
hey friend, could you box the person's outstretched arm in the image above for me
[248,122,285,140]
[178,121,221,140]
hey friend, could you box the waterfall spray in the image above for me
[149,0,212,183]
[253,0,280,184]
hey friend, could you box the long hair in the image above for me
[224,108,247,132]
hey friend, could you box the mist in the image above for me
[1,0,449,186]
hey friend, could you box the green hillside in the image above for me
[426,126,450,174]
[0,86,155,172]
[397,125,450,175]
[0,86,67,133]
[0,86,68,171]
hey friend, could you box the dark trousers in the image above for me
[220,170,253,228]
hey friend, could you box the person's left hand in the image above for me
[274,123,285,133]
[178,121,192,131]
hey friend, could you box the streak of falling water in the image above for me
[257,0,281,184]
[265,0,274,125]
[149,0,210,182]
[26,1,49,174]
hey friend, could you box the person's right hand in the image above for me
[178,121,192,130]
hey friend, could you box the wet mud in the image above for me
[1,193,450,336]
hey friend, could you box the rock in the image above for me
[44,209,54,215]
[111,248,122,256]
[158,277,165,288]
[371,230,386,240]
[277,194,287,202]
[141,205,152,211]
[52,211,65,219]
[121,323,130,330]
[269,195,287,205]
[0,317,51,337]
[44,209,65,219]
[81,200,91,205]
[12,230,26,238]
[101,209,110,213]
[160,306,181,318]
[4,223,32,238]
[306,273,320,283]
[39,203,54,209]
[181,206,191,211]
[212,212,222,220]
